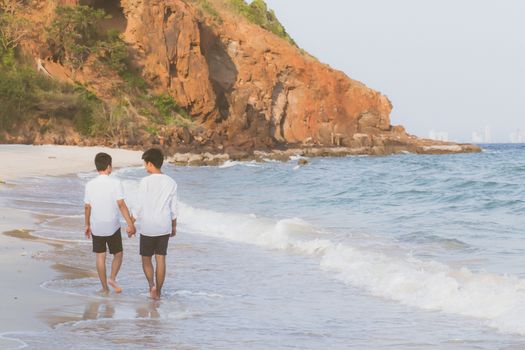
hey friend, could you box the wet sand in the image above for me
[0,210,77,348]
[0,145,143,348]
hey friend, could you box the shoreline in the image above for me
[168,143,482,166]
[0,145,144,348]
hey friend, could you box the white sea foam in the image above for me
[0,332,29,350]
[172,290,224,299]
[113,166,144,175]
[29,231,89,245]
[219,160,259,168]
[289,155,308,161]
[179,202,525,335]
[76,171,95,179]
[261,158,280,163]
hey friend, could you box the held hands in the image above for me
[126,215,136,238]
[85,226,92,239]
[127,223,136,238]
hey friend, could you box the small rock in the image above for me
[297,158,309,166]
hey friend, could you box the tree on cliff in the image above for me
[0,12,28,63]
[46,5,130,79]
[0,0,23,14]
[46,5,107,74]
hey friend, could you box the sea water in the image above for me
[1,144,525,349]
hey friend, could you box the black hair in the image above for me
[94,152,112,171]
[142,148,164,169]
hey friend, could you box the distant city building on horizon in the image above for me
[510,129,525,143]
[428,130,449,142]
[484,125,492,143]
[471,125,492,143]
[471,131,483,143]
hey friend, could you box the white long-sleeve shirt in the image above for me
[134,173,178,236]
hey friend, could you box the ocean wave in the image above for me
[481,199,525,210]
[179,202,525,335]
[398,233,470,250]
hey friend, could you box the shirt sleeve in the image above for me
[115,180,125,201]
[170,182,178,220]
[133,179,145,219]
[84,184,91,205]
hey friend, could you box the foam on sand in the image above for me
[179,202,525,335]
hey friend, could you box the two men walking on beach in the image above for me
[83,148,178,299]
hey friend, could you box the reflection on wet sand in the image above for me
[136,300,160,319]
[83,301,115,320]
[41,297,163,329]
[41,300,115,327]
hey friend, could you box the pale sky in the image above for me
[264,0,525,143]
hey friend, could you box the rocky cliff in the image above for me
[0,0,480,160]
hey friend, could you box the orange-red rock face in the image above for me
[121,0,217,117]
[119,0,470,154]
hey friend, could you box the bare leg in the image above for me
[96,252,109,293]
[108,251,123,293]
[155,254,166,299]
[142,256,157,299]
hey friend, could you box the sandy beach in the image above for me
[0,145,143,348]
[0,145,143,181]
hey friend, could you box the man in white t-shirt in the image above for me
[84,152,136,294]
[132,148,177,300]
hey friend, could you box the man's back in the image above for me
[136,173,177,236]
[84,175,123,236]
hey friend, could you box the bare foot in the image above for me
[98,288,110,296]
[108,279,122,293]
[150,286,159,300]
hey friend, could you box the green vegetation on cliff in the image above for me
[0,3,193,142]
[194,0,222,23]
[46,6,129,74]
[0,11,27,65]
[229,0,295,45]
[0,62,104,134]
[152,94,193,127]
[0,11,102,134]
[46,5,193,136]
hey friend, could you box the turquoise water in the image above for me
[2,144,525,349]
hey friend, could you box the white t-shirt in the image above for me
[84,174,124,236]
[133,173,178,237]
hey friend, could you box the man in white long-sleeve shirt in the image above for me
[133,148,177,299]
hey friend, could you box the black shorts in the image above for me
[92,228,123,254]
[140,234,170,257]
